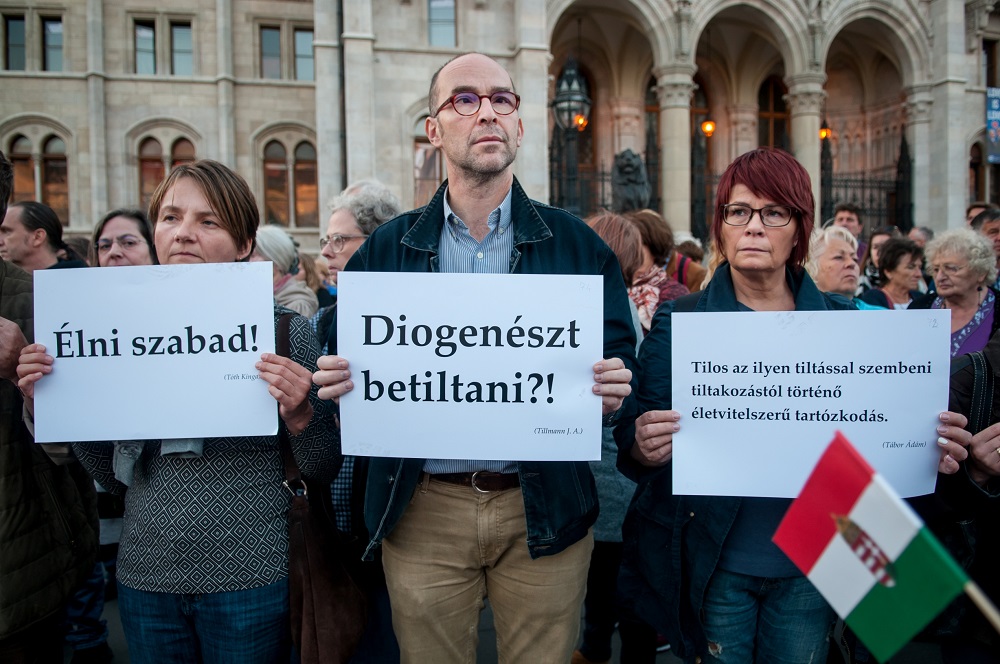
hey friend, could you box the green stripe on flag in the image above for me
[845,527,967,662]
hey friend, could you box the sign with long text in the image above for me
[671,310,950,498]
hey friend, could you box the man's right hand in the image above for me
[16,343,54,416]
[0,317,28,382]
[313,355,354,404]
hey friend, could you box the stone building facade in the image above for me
[0,0,997,248]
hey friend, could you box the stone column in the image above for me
[929,0,968,228]
[216,0,236,166]
[512,0,549,200]
[784,72,826,221]
[342,0,375,183]
[314,0,342,212]
[32,152,42,202]
[86,0,107,225]
[655,65,695,232]
[905,85,934,229]
[610,98,644,155]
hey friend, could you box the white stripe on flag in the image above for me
[804,474,922,617]
[850,474,921,559]
[808,535,878,617]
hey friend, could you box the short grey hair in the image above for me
[925,228,998,285]
[255,225,299,275]
[805,225,858,281]
[328,180,402,235]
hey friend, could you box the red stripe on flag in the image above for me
[774,432,875,573]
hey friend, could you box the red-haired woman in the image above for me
[614,148,972,663]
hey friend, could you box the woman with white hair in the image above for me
[910,228,1000,356]
[252,225,319,317]
[805,225,885,310]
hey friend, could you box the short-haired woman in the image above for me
[860,237,924,309]
[615,148,971,663]
[18,159,340,663]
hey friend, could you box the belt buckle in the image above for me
[470,470,490,494]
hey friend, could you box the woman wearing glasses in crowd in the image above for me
[909,228,1000,357]
[614,148,972,663]
[89,208,158,267]
[17,160,340,663]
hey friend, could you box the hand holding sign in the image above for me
[593,357,632,415]
[15,343,51,416]
[313,355,352,403]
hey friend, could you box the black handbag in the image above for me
[276,313,367,664]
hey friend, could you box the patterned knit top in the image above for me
[73,307,340,594]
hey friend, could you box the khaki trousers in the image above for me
[381,475,593,664]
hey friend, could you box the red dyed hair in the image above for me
[711,147,813,271]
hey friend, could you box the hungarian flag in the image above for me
[773,432,967,662]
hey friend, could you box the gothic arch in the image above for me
[822,3,930,87]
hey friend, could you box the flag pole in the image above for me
[964,580,1000,635]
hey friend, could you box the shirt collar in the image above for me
[442,185,513,236]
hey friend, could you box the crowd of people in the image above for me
[0,50,997,664]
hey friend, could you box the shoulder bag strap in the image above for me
[275,313,304,490]
[968,350,995,435]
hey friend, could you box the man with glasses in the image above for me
[313,52,636,663]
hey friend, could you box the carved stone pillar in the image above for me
[904,85,933,229]
[784,73,826,220]
[611,98,644,155]
[655,65,696,231]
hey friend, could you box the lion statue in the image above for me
[611,149,652,213]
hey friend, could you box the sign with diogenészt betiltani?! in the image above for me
[335,272,604,460]
[32,262,278,442]
[671,309,950,498]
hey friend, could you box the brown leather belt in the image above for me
[428,471,520,493]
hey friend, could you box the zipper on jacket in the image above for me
[363,458,406,561]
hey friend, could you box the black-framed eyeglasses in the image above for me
[721,203,797,228]
[320,233,368,254]
[433,91,521,117]
[95,234,146,253]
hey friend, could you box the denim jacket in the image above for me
[328,178,638,560]
[613,264,854,660]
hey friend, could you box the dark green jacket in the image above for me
[0,260,98,639]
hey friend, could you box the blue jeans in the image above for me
[63,561,109,650]
[699,568,834,664]
[118,579,290,664]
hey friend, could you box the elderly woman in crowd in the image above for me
[806,225,885,310]
[627,209,689,334]
[252,224,319,317]
[860,237,924,309]
[614,147,971,664]
[311,179,403,663]
[909,228,1000,357]
[17,160,339,663]
[89,208,158,267]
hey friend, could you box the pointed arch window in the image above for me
[264,141,289,226]
[294,141,318,227]
[758,76,789,150]
[9,135,33,204]
[171,138,195,167]
[139,138,165,211]
[42,136,68,224]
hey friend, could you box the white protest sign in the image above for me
[33,262,278,442]
[337,272,604,460]
[671,310,950,498]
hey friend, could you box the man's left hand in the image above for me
[593,357,631,415]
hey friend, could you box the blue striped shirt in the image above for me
[423,187,518,475]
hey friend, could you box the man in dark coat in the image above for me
[0,149,99,663]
